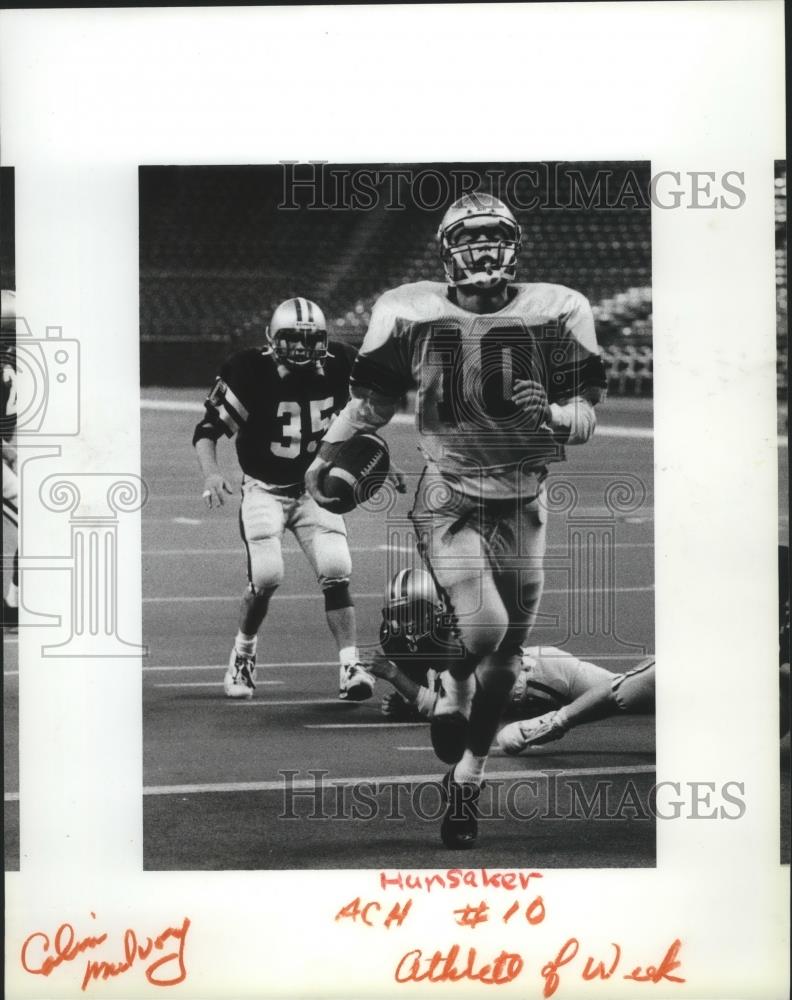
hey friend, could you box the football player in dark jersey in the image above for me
[370,567,655,749]
[307,193,606,847]
[780,545,790,738]
[1,289,18,629]
[193,297,375,701]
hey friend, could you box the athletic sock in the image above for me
[439,672,475,714]
[234,631,257,658]
[454,751,487,787]
[339,646,359,667]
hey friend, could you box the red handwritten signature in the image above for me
[21,914,191,991]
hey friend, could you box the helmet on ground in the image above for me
[379,567,460,673]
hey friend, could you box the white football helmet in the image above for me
[437,192,521,291]
[267,297,328,367]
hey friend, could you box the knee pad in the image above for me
[246,537,285,593]
[323,579,353,612]
[315,543,352,590]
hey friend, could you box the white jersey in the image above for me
[512,646,655,718]
[419,647,655,721]
[512,646,615,711]
[348,280,605,498]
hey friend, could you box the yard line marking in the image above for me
[4,671,18,677]
[142,541,657,556]
[4,636,18,643]
[144,661,337,672]
[143,653,651,674]
[241,698,351,707]
[304,722,428,730]
[153,680,284,689]
[143,585,656,604]
[395,746,555,753]
[143,593,383,603]
[5,792,19,802]
[142,764,657,796]
[173,517,202,525]
[142,507,655,523]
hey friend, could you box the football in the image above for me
[324,433,390,514]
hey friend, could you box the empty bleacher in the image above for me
[139,163,653,390]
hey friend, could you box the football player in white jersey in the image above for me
[307,193,606,847]
[370,566,654,748]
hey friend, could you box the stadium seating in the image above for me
[139,164,654,390]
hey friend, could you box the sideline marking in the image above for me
[142,541,657,555]
[143,397,788,446]
[141,398,656,438]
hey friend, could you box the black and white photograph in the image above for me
[776,160,790,863]
[139,162,655,869]
[2,5,787,999]
[1,165,19,871]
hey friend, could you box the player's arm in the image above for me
[307,296,412,506]
[367,652,436,718]
[516,290,607,445]
[499,659,655,752]
[192,374,241,508]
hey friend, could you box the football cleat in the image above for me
[497,711,568,754]
[224,649,257,699]
[437,192,521,291]
[439,766,482,850]
[339,662,375,702]
[267,297,328,368]
[430,671,475,765]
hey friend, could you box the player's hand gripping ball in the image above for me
[512,378,552,429]
[323,433,390,514]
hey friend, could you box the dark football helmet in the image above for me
[437,192,521,291]
[379,567,462,680]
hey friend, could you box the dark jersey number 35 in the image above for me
[271,396,335,459]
